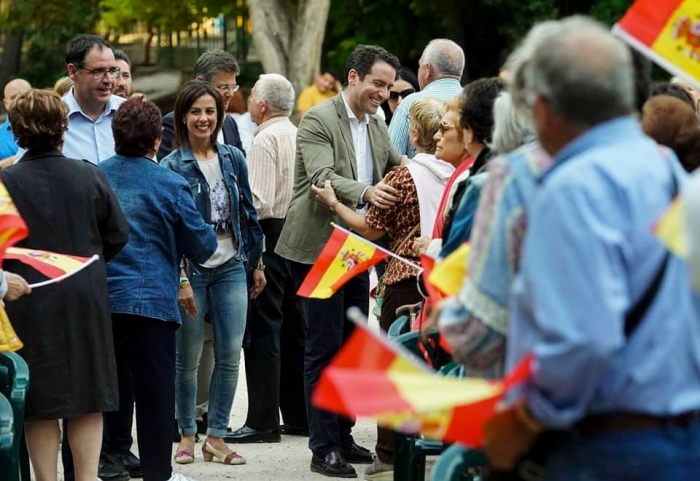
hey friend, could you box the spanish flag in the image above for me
[297,225,388,299]
[312,318,532,447]
[5,247,95,279]
[614,0,700,87]
[654,197,687,259]
[0,182,27,262]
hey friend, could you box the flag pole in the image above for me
[26,254,100,288]
[331,223,423,272]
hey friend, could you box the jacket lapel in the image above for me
[333,95,358,180]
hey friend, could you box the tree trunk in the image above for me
[247,0,331,98]
[0,28,23,88]
[144,27,155,66]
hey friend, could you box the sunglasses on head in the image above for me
[389,88,415,101]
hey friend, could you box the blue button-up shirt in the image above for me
[507,117,700,429]
[388,78,463,157]
[0,118,18,159]
[61,90,125,163]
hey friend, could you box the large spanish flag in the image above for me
[312,319,532,447]
[297,225,388,299]
[614,0,700,87]
[0,182,27,262]
[654,197,687,259]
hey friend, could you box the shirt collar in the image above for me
[341,92,369,126]
[423,77,462,92]
[254,116,291,137]
[543,116,639,181]
[63,88,121,119]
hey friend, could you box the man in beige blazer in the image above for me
[276,44,402,478]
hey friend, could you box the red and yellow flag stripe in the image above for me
[297,226,388,299]
[5,247,92,278]
[615,0,700,87]
[0,182,27,263]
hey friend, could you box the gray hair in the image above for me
[423,39,465,77]
[255,73,295,116]
[192,50,240,82]
[490,92,535,155]
[508,16,634,127]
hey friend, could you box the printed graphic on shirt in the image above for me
[209,180,232,234]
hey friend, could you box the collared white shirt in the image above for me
[341,92,374,187]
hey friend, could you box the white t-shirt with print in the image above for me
[198,153,236,268]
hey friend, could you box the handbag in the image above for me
[372,223,421,318]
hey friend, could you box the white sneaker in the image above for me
[168,473,197,481]
[364,457,393,481]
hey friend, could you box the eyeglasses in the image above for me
[79,66,121,80]
[438,123,456,134]
[389,89,415,102]
[215,84,240,93]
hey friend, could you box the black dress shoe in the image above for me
[98,455,130,481]
[224,425,281,443]
[310,451,357,478]
[280,423,309,437]
[341,442,373,464]
[115,452,141,478]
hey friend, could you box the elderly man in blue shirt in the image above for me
[483,16,700,480]
[0,78,31,168]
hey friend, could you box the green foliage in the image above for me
[588,0,634,26]
[4,0,101,88]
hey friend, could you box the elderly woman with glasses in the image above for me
[0,89,129,481]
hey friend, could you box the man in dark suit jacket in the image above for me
[277,45,402,478]
[156,50,245,160]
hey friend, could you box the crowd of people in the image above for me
[0,13,700,481]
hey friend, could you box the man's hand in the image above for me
[250,269,267,299]
[484,401,542,471]
[179,284,197,317]
[4,272,31,301]
[364,176,398,209]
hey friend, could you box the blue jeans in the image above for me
[544,420,700,480]
[175,257,248,438]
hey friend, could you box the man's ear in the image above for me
[194,75,205,82]
[347,69,358,87]
[67,64,78,81]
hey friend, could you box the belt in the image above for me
[576,411,700,436]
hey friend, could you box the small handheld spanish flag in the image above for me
[297,225,389,299]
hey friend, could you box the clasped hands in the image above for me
[311,175,399,210]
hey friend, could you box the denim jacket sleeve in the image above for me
[175,182,218,265]
[228,146,264,265]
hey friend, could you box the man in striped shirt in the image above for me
[226,74,308,444]
[388,39,465,157]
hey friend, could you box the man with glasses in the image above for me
[388,39,465,157]
[157,50,245,160]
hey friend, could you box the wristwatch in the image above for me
[254,264,266,272]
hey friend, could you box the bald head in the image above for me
[510,16,634,128]
[419,39,464,88]
[4,79,31,112]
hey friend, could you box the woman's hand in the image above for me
[311,180,338,207]
[412,236,432,256]
[179,284,197,316]
[4,272,31,301]
[250,269,267,299]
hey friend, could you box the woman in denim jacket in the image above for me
[101,97,218,481]
[160,81,264,466]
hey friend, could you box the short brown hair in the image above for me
[112,97,163,157]
[9,89,68,150]
[642,95,700,173]
[409,98,445,154]
[173,81,224,150]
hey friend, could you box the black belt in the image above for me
[576,411,700,436]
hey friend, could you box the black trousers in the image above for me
[375,278,423,464]
[288,260,369,457]
[244,219,307,429]
[64,314,177,481]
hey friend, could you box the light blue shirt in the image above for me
[507,117,700,429]
[0,118,18,159]
[14,90,125,164]
[388,78,463,157]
